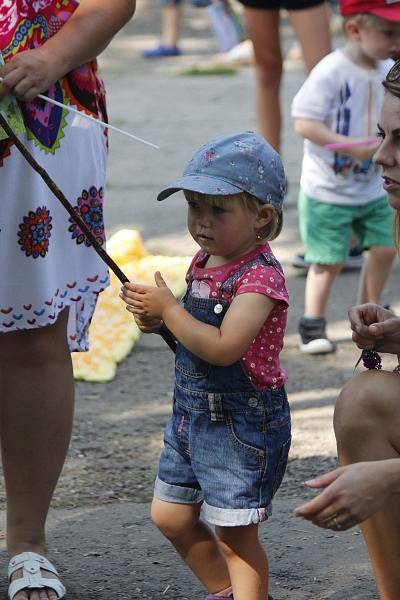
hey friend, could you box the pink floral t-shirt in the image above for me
[187,243,289,390]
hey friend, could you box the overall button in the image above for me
[214,303,223,314]
[248,397,258,407]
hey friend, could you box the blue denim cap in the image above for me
[157,131,286,213]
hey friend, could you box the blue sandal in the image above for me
[142,44,182,58]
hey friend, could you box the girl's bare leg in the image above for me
[0,308,74,600]
[334,371,400,600]
[289,3,331,74]
[356,246,396,305]
[242,8,282,150]
[151,498,231,593]
[216,524,268,600]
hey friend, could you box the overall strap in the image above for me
[221,251,283,299]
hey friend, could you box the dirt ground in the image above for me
[0,1,399,598]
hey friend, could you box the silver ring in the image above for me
[333,517,341,530]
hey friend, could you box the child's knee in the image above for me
[150,498,199,539]
[369,245,397,263]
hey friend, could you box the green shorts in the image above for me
[299,190,394,264]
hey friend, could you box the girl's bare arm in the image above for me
[120,272,277,366]
[161,292,276,366]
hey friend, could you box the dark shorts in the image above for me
[238,0,326,10]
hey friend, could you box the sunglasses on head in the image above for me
[386,59,400,82]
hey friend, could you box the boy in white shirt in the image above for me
[292,0,399,354]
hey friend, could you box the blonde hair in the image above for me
[184,190,283,241]
[342,13,389,35]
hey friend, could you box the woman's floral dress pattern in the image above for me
[0,0,109,350]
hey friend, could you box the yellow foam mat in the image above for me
[72,229,191,382]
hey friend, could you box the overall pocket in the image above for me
[225,409,266,475]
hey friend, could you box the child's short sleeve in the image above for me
[233,264,289,306]
[291,52,338,123]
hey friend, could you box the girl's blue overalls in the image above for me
[154,252,291,526]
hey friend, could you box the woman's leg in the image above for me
[215,524,268,600]
[0,308,74,600]
[242,8,282,150]
[151,498,231,593]
[334,371,400,600]
[288,3,331,74]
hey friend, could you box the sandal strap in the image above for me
[8,552,59,578]
[8,552,66,600]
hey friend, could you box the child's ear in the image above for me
[255,205,275,231]
[344,18,361,40]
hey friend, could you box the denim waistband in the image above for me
[174,383,287,412]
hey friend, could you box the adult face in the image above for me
[374,91,400,210]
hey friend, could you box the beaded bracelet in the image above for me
[356,349,400,373]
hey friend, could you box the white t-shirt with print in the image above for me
[291,49,392,206]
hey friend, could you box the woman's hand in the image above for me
[294,461,399,530]
[0,78,7,101]
[349,303,400,354]
[0,47,65,102]
[120,272,178,321]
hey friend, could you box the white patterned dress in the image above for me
[0,0,109,351]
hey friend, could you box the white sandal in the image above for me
[8,552,66,600]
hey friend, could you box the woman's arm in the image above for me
[120,272,277,366]
[0,0,135,101]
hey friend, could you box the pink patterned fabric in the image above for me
[0,0,109,349]
[187,243,288,389]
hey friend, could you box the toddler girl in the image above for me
[120,131,290,600]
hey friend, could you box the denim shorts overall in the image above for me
[154,252,291,526]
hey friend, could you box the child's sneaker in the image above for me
[298,317,336,355]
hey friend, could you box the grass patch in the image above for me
[179,64,237,76]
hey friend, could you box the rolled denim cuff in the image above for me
[154,476,204,504]
[202,501,272,526]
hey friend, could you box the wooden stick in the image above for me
[0,112,177,353]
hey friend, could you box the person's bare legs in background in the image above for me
[143,1,184,57]
[243,2,331,151]
[161,3,183,48]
